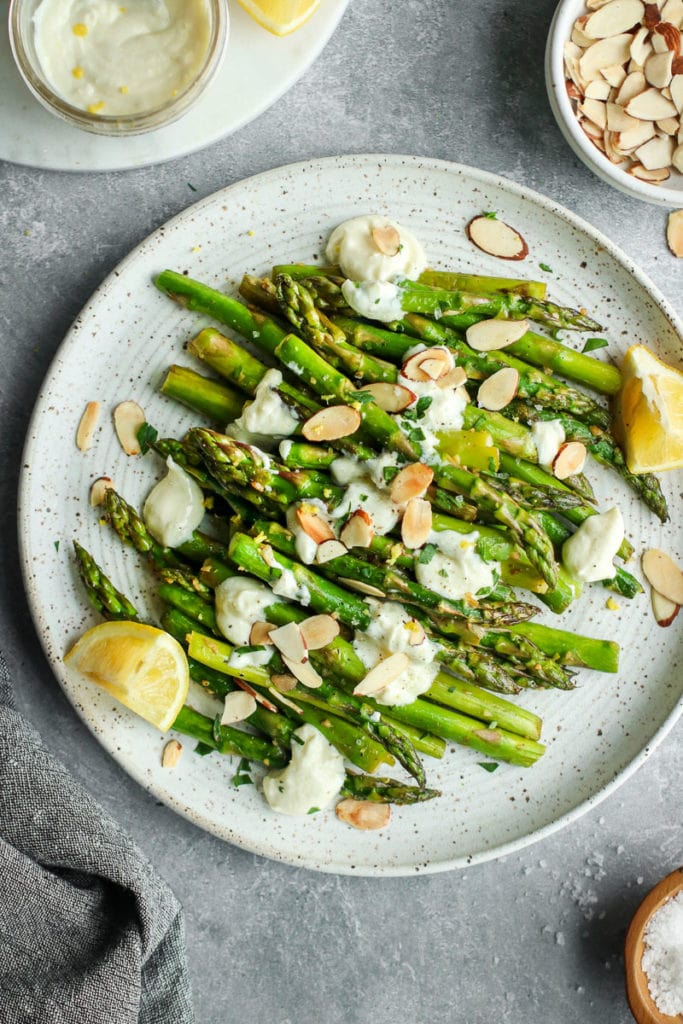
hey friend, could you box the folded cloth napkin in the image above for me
[0,651,194,1023]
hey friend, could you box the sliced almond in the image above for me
[389,462,434,504]
[358,382,416,412]
[629,161,671,177]
[270,673,298,692]
[602,62,629,86]
[671,73,683,110]
[654,20,682,52]
[626,85,678,117]
[296,505,335,544]
[662,0,683,26]
[617,119,656,149]
[281,655,323,689]
[656,115,681,131]
[616,70,647,104]
[466,216,528,260]
[316,539,348,564]
[249,621,276,646]
[269,621,307,663]
[340,509,374,548]
[302,405,361,442]
[401,496,433,549]
[476,367,520,411]
[584,0,645,38]
[566,51,589,94]
[235,678,278,713]
[586,77,613,99]
[573,14,595,45]
[651,587,680,625]
[588,0,617,9]
[607,100,641,130]
[465,317,530,351]
[336,798,391,830]
[113,400,145,456]
[644,1,662,28]
[353,652,410,696]
[666,208,683,255]
[580,33,633,81]
[267,687,302,712]
[221,690,257,725]
[401,346,453,382]
[371,224,401,257]
[642,548,683,603]
[604,128,627,161]
[674,56,683,72]
[567,78,583,101]
[161,739,183,768]
[631,25,654,64]
[76,401,101,452]
[405,619,426,646]
[635,132,674,165]
[299,614,340,650]
[437,365,468,389]
[89,476,113,506]
[338,577,386,598]
[552,441,588,479]
[645,49,675,87]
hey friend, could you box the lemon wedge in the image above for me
[615,344,683,474]
[235,0,320,35]
[65,621,189,731]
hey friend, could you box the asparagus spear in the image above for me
[161,364,245,423]
[418,268,548,300]
[73,540,139,621]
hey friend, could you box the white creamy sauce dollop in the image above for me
[341,280,405,323]
[562,507,624,583]
[415,530,498,602]
[330,457,401,536]
[353,599,439,706]
[286,500,336,565]
[262,724,345,816]
[226,369,299,451]
[395,347,468,462]
[326,215,427,282]
[227,647,273,671]
[143,457,205,549]
[33,0,211,116]
[214,576,279,646]
[532,419,565,470]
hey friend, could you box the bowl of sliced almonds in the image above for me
[546,0,683,206]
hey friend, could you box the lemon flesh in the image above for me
[235,0,320,36]
[616,344,683,475]
[65,621,189,732]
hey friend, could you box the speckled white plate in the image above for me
[0,0,348,172]
[18,155,683,875]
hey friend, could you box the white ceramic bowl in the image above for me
[545,0,683,208]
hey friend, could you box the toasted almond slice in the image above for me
[270,673,298,692]
[644,1,662,28]
[631,25,654,64]
[405,618,426,646]
[401,346,452,382]
[602,62,629,86]
[671,73,683,110]
[674,56,683,72]
[604,128,626,161]
[161,739,183,768]
[651,587,680,625]
[635,132,674,165]
[249,621,276,646]
[401,497,433,549]
[552,441,588,479]
[340,509,374,548]
[617,118,657,149]
[267,686,302,712]
[234,678,279,713]
[580,33,633,81]
[581,117,606,141]
[296,506,335,544]
[358,382,416,412]
[316,539,348,563]
[437,365,468,389]
[572,14,595,45]
[616,70,647,104]
[476,367,520,411]
[336,798,391,830]
[465,317,530,351]
[586,77,613,99]
[588,0,616,9]
[566,52,589,94]
[662,0,683,26]
[221,690,257,725]
[302,405,361,442]
[269,621,307,663]
[654,20,682,51]
[584,0,645,38]
[607,101,641,130]
[565,39,584,63]
[260,543,277,568]
[353,652,410,696]
[338,577,386,598]
[390,462,434,504]
[629,161,671,178]
[656,115,681,131]
[642,548,683,603]
[89,476,113,506]
[645,49,675,87]
[371,224,401,256]
[113,400,145,456]
[626,85,678,117]
[281,655,323,689]
[299,614,340,650]
[466,216,528,260]
[76,401,101,451]
[566,77,583,100]
[666,208,683,255]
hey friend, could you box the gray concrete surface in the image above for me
[1,1,681,1021]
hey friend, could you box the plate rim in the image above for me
[18,153,683,875]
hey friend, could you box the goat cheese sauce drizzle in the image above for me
[33,0,212,117]
[263,724,345,816]
[143,457,205,549]
[352,600,439,706]
[226,369,299,451]
[562,507,624,583]
[326,215,427,283]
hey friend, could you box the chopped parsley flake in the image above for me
[539,262,553,273]
[53,540,60,552]
[477,762,499,773]
[582,337,608,353]
[136,422,158,454]
[483,211,497,219]
[418,543,437,565]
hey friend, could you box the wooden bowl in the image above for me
[625,867,683,1024]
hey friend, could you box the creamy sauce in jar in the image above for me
[33,0,212,116]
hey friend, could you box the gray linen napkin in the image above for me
[0,651,194,1023]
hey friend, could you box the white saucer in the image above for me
[0,0,349,173]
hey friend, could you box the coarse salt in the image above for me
[642,890,683,1017]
